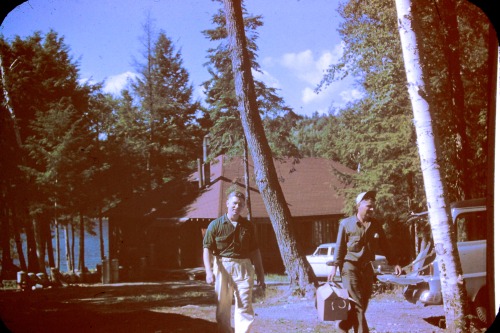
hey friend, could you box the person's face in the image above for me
[357,198,376,221]
[226,195,245,219]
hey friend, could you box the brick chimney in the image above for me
[200,135,210,187]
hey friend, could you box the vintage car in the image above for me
[377,198,488,325]
[306,243,390,279]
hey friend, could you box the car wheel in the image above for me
[473,289,489,326]
[403,285,423,304]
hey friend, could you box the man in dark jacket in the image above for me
[328,191,402,333]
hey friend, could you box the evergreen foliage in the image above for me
[202,2,299,160]
[0,1,491,278]
[0,24,206,275]
[133,26,204,189]
[296,0,489,222]
[1,31,98,275]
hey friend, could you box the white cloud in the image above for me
[340,88,365,103]
[275,44,349,111]
[193,85,207,104]
[78,77,96,86]
[301,87,317,104]
[280,45,343,86]
[102,71,138,95]
[243,42,356,117]
[252,68,281,89]
[281,50,317,84]
[301,80,337,105]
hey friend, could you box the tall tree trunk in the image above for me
[0,199,14,278]
[11,211,27,272]
[55,218,60,270]
[71,222,75,273]
[142,16,156,188]
[99,209,105,261]
[32,218,46,274]
[243,137,252,220]
[78,212,85,272]
[433,0,471,200]
[25,217,39,273]
[43,215,55,269]
[222,0,317,295]
[64,224,72,272]
[394,0,468,331]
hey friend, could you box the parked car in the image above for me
[377,198,488,325]
[306,243,390,279]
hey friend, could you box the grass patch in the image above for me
[1,280,17,290]
[264,274,289,283]
[372,281,404,300]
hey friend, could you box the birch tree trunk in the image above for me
[0,54,22,147]
[222,0,317,295]
[394,0,468,331]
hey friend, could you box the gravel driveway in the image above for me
[1,280,489,333]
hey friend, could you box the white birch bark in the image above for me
[394,0,468,331]
[0,54,22,147]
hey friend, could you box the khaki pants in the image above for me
[214,257,255,333]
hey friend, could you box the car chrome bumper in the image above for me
[419,289,442,305]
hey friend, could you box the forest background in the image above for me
[0,0,494,280]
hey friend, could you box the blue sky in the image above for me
[1,0,362,117]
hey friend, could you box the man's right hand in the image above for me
[327,266,337,282]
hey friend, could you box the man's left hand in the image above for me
[257,280,266,290]
[393,265,402,276]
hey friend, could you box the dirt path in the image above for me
[0,280,483,333]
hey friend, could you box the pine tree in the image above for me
[1,31,97,274]
[202,1,298,159]
[133,24,203,189]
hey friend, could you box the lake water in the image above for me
[14,220,108,273]
[53,219,109,272]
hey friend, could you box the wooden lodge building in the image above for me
[107,155,355,280]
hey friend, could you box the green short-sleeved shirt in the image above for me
[203,214,259,259]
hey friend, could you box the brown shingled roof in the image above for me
[183,155,355,220]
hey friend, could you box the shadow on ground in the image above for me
[423,316,446,329]
[0,281,218,333]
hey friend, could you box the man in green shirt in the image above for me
[328,191,402,333]
[203,191,265,333]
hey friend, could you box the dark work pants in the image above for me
[339,261,374,333]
